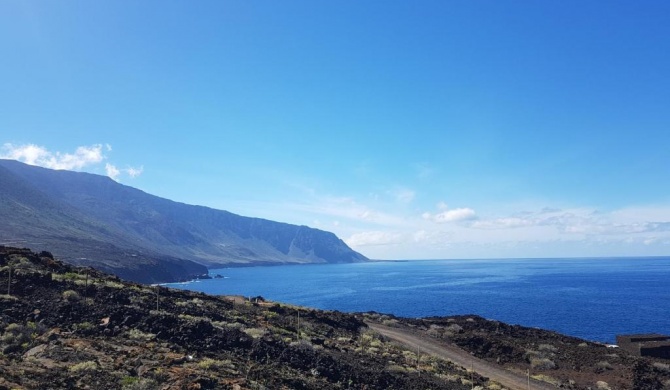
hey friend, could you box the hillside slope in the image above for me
[0,159,367,282]
[1,246,668,390]
[0,246,475,390]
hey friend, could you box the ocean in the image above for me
[164,257,670,343]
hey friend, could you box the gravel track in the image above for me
[368,323,557,390]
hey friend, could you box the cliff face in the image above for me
[0,159,367,282]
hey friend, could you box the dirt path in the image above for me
[367,323,557,390]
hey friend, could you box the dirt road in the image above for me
[367,323,557,390]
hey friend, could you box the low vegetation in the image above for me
[0,246,479,389]
[391,314,670,390]
[1,245,669,390]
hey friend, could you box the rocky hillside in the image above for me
[0,246,480,390]
[0,159,367,283]
[379,315,670,390]
[2,246,667,390]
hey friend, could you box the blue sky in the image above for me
[2,1,670,259]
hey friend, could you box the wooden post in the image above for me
[156,286,160,311]
[6,264,11,296]
[471,361,474,390]
[527,369,530,390]
[84,270,89,302]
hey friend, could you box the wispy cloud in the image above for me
[390,188,416,203]
[469,207,670,236]
[345,231,405,247]
[287,195,407,227]
[199,168,670,259]
[422,202,477,223]
[413,162,435,179]
[340,201,670,259]
[1,143,143,181]
[126,166,144,178]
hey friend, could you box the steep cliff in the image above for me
[0,159,367,282]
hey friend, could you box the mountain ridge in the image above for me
[0,159,367,283]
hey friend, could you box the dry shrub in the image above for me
[530,357,556,370]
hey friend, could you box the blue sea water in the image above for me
[164,258,670,343]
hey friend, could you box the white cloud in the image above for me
[105,163,121,181]
[469,207,670,237]
[423,203,477,223]
[1,143,105,170]
[1,142,142,180]
[349,202,670,259]
[1,143,49,166]
[471,217,534,229]
[106,164,143,182]
[126,166,144,178]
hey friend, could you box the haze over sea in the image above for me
[166,257,670,344]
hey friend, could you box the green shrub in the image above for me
[127,329,155,341]
[427,325,443,337]
[290,340,314,350]
[596,381,611,390]
[69,361,98,373]
[369,338,383,348]
[382,319,399,327]
[385,364,407,373]
[531,374,561,386]
[538,344,558,352]
[5,323,21,333]
[121,377,139,386]
[444,324,463,335]
[198,358,233,370]
[62,290,81,302]
[1,322,42,353]
[225,322,245,330]
[178,314,211,323]
[53,272,85,281]
[211,321,227,329]
[121,377,157,390]
[530,357,556,369]
[75,322,94,331]
[104,280,125,289]
[243,327,267,339]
